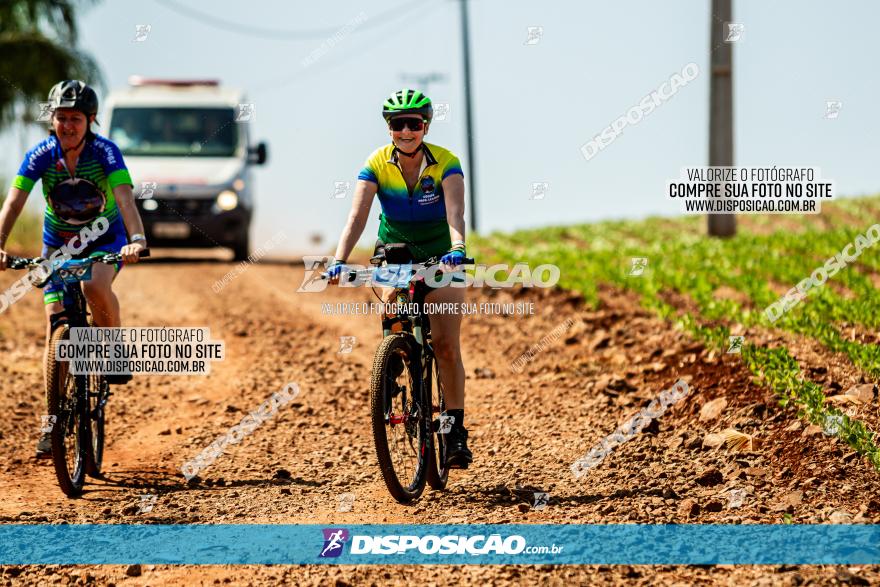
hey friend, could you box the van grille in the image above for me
[139,198,214,217]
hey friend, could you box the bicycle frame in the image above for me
[372,257,473,424]
[43,260,110,460]
[324,251,474,500]
[49,267,91,330]
[8,250,148,495]
[381,277,434,350]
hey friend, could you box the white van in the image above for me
[105,77,267,260]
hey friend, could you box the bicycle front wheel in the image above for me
[85,371,105,477]
[370,333,429,503]
[46,324,87,497]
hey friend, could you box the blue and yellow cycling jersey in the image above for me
[357,142,464,260]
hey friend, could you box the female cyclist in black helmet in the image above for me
[0,80,148,457]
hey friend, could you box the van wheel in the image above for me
[232,237,250,262]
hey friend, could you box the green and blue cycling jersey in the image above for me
[12,133,133,304]
[358,142,464,262]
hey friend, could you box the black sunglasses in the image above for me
[388,118,425,132]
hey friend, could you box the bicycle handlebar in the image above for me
[7,249,151,270]
[319,258,475,282]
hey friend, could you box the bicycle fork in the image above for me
[90,379,110,418]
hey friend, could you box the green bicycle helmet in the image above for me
[382,88,433,123]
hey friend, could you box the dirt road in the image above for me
[0,255,877,585]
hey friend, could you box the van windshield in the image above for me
[109,107,238,157]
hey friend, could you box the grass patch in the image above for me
[471,195,880,471]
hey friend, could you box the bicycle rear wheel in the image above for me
[46,324,87,497]
[427,356,449,490]
[370,333,429,503]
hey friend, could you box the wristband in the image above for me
[130,233,146,243]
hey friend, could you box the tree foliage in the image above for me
[0,0,102,127]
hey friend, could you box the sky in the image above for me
[2,0,878,253]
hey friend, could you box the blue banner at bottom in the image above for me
[0,524,878,565]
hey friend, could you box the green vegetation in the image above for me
[0,176,43,253]
[0,0,103,125]
[471,195,880,471]
[3,206,42,253]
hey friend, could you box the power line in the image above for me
[152,0,423,41]
[252,2,446,92]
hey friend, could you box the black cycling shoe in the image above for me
[35,432,52,459]
[444,425,473,469]
[105,373,132,385]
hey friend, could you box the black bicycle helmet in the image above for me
[48,80,98,117]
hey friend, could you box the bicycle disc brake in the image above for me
[404,399,421,439]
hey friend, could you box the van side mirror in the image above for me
[248,142,267,165]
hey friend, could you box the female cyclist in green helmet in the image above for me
[328,89,472,468]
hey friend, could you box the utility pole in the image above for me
[459,0,478,233]
[708,0,736,237]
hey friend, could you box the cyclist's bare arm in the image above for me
[0,186,30,270]
[443,174,466,245]
[334,179,378,262]
[113,183,147,263]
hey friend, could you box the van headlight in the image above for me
[216,190,238,211]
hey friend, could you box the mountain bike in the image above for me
[324,245,474,503]
[9,250,149,497]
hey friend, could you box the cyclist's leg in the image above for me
[425,283,471,466]
[43,294,65,337]
[424,284,465,409]
[81,263,120,327]
[43,301,65,348]
[41,245,66,344]
[81,226,128,328]
[82,262,132,385]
